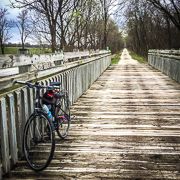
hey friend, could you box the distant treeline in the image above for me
[6,43,50,48]
[0,0,124,55]
[121,0,180,56]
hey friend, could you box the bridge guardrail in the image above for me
[148,50,180,83]
[0,50,110,91]
[0,52,111,178]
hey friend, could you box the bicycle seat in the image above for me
[50,82,61,86]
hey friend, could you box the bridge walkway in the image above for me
[5,49,180,179]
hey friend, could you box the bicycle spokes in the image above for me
[23,114,55,171]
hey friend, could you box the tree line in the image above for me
[122,0,180,56]
[2,0,178,56]
[0,0,124,54]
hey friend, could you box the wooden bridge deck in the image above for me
[5,49,180,179]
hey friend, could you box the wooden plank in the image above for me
[16,88,28,157]
[0,98,10,173]
[0,164,2,180]
[69,70,73,105]
[59,74,63,89]
[14,91,23,157]
[21,88,29,130]
[7,94,18,165]
[27,88,34,115]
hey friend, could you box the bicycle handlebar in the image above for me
[14,80,60,89]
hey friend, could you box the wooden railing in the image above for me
[0,50,110,90]
[0,53,111,178]
[148,50,180,83]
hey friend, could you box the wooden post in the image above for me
[14,91,23,157]
[69,70,73,105]
[57,75,61,82]
[20,88,29,156]
[21,88,29,129]
[52,76,55,82]
[55,75,58,82]
[7,94,18,165]
[0,98,10,173]
[60,74,63,90]
[27,88,34,115]
[0,164,2,180]
[72,69,75,103]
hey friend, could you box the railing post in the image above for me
[7,94,18,165]
[0,164,2,180]
[21,88,29,129]
[27,88,34,115]
[69,70,73,105]
[19,88,29,156]
[14,91,23,157]
[0,98,10,174]
[74,68,78,102]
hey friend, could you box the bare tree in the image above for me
[16,9,32,50]
[0,8,12,54]
[31,12,51,46]
[56,0,79,50]
[11,0,123,53]
[121,0,180,56]
[12,0,65,52]
[99,0,113,49]
[99,0,125,49]
[147,0,180,31]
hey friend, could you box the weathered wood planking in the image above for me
[14,91,23,157]
[7,94,18,165]
[0,165,1,180]
[27,88,34,115]
[0,98,10,173]
[21,88,29,129]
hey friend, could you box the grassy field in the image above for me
[0,47,52,55]
[129,51,147,63]
[111,53,121,64]
[2,47,19,54]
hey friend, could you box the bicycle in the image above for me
[44,81,71,139]
[14,80,71,171]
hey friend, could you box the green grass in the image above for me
[129,51,147,63]
[0,47,52,55]
[111,53,121,64]
[3,47,18,54]
[29,48,52,55]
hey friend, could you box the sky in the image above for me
[0,0,19,17]
[0,0,24,43]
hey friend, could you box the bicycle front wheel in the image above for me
[23,112,55,171]
[55,94,71,139]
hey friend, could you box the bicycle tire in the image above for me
[23,112,55,171]
[55,93,71,139]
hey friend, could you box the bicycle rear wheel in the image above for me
[55,94,71,139]
[23,112,55,171]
